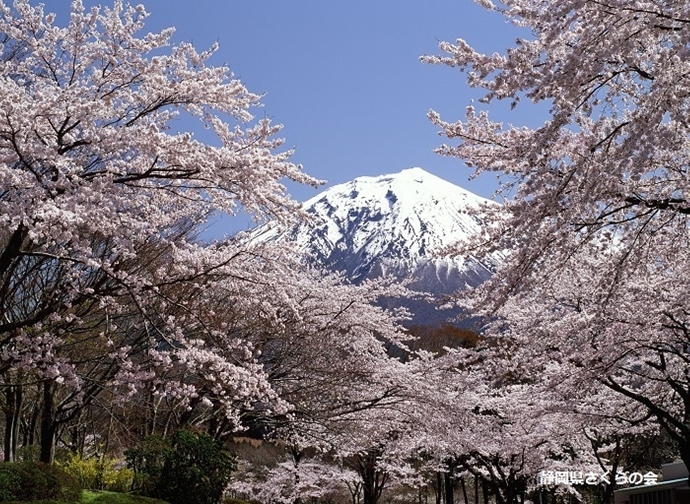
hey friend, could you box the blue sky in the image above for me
[45,1,537,235]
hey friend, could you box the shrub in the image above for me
[107,463,136,493]
[15,445,40,463]
[0,467,21,502]
[125,435,171,496]
[126,430,236,504]
[0,461,82,502]
[59,453,134,492]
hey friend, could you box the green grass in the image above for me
[2,490,169,504]
[81,491,169,504]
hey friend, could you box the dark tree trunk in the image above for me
[506,481,517,504]
[483,479,489,504]
[3,383,22,462]
[474,477,479,504]
[346,481,362,504]
[355,451,388,504]
[291,446,303,504]
[461,476,469,504]
[145,385,156,437]
[601,452,620,504]
[0,224,27,277]
[444,471,455,504]
[28,397,40,446]
[506,481,516,504]
[39,380,57,464]
[436,472,443,504]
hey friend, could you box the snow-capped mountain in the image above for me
[252,167,504,295]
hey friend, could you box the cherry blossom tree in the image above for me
[210,258,428,504]
[249,269,416,504]
[229,454,352,504]
[0,2,425,470]
[0,0,325,462]
[424,0,690,468]
[395,345,592,504]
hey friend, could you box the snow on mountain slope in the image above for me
[251,167,504,294]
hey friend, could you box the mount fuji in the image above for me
[251,167,504,300]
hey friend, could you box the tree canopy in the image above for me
[424,0,690,468]
[0,0,411,466]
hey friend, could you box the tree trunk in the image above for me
[444,471,455,504]
[145,384,156,437]
[506,480,516,504]
[346,481,362,504]
[355,451,388,504]
[291,446,303,504]
[436,472,443,504]
[39,380,57,464]
[3,383,22,462]
[461,476,469,504]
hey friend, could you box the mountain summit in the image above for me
[252,167,503,294]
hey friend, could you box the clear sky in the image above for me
[44,1,538,235]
